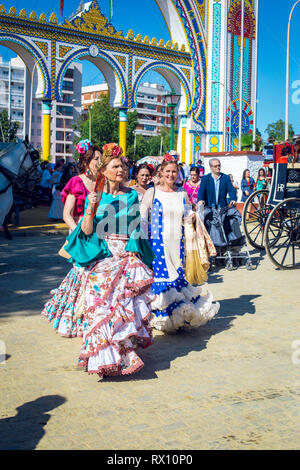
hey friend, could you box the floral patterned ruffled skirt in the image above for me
[78,239,154,378]
[41,265,85,338]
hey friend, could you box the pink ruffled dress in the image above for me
[41,176,90,338]
[184,181,201,206]
[61,176,90,223]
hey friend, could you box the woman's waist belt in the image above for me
[105,234,129,241]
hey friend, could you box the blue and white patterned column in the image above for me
[206,0,228,152]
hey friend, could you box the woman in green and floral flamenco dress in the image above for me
[61,143,155,378]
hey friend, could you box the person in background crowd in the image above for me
[132,163,152,202]
[122,158,133,187]
[191,159,205,178]
[58,158,65,168]
[48,162,65,221]
[59,163,77,193]
[51,163,63,187]
[184,166,201,208]
[175,159,185,187]
[197,158,237,208]
[48,183,64,220]
[241,169,255,202]
[255,168,268,191]
[40,163,53,202]
[182,162,190,180]
[129,161,137,180]
[227,174,239,205]
[152,164,162,187]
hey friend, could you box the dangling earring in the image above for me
[85,169,91,176]
[105,176,108,185]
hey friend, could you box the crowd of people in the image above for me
[0,139,264,381]
[39,154,269,222]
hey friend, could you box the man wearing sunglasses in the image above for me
[197,158,237,208]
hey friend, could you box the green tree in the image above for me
[73,95,119,149]
[0,109,19,142]
[253,134,263,152]
[148,135,162,156]
[135,135,150,157]
[160,127,175,153]
[265,119,294,142]
[74,96,139,156]
[241,134,253,150]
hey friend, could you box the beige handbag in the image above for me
[58,240,71,259]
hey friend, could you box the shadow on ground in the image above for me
[103,293,260,382]
[0,395,66,450]
[0,236,69,317]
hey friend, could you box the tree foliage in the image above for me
[265,119,294,142]
[0,109,20,143]
[73,95,139,156]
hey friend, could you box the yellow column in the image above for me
[181,115,187,163]
[119,108,127,155]
[42,100,52,161]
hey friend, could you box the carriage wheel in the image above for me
[264,198,300,270]
[242,189,271,249]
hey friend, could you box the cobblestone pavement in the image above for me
[0,235,299,450]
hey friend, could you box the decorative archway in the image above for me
[0,0,259,160]
[56,48,128,108]
[0,33,51,99]
[131,61,192,114]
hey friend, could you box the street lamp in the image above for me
[165,88,181,150]
[285,0,300,141]
[87,106,92,142]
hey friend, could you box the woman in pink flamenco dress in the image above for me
[41,141,102,338]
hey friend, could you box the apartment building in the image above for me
[81,83,108,110]
[135,82,171,137]
[31,62,82,161]
[81,81,171,138]
[0,55,28,140]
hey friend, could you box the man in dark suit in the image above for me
[197,158,237,208]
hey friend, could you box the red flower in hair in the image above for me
[164,153,176,162]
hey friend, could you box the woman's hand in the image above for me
[87,191,98,208]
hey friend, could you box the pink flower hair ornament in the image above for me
[164,151,180,162]
[76,139,92,155]
[102,143,123,158]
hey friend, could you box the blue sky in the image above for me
[0,0,299,138]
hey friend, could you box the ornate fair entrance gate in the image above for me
[0,0,258,162]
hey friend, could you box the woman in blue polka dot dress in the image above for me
[140,153,220,334]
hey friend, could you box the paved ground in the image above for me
[0,232,299,450]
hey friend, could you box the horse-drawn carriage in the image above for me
[242,142,300,270]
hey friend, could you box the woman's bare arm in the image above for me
[63,194,77,232]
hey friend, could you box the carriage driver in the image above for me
[197,158,237,208]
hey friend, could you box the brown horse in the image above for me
[292,140,300,163]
